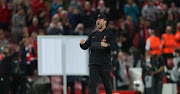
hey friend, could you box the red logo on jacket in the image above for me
[101,36,106,42]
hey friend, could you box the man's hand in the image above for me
[101,42,108,47]
[151,72,156,76]
[80,39,85,44]
[16,46,20,52]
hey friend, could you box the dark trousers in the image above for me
[67,82,75,94]
[81,76,89,94]
[0,75,10,94]
[152,72,164,94]
[89,64,112,94]
[144,72,164,94]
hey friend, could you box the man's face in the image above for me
[96,18,106,29]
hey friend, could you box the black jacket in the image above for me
[0,52,18,75]
[80,28,118,65]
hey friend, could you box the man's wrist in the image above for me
[107,43,110,47]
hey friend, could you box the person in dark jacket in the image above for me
[80,14,118,94]
[0,46,19,94]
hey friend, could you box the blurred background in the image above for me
[1,0,180,94]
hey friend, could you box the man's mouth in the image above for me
[97,22,99,25]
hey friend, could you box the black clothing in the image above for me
[80,28,117,94]
[0,75,10,94]
[151,56,165,72]
[0,52,17,75]
[80,28,118,65]
[89,63,112,94]
[143,56,165,94]
[0,52,18,94]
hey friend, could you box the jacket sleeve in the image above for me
[80,34,92,50]
[8,52,18,60]
[107,32,118,51]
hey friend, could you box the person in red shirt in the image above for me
[28,17,40,35]
[0,0,9,31]
[32,0,45,15]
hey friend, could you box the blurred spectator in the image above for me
[0,29,8,53]
[73,8,82,25]
[0,46,19,94]
[28,17,40,35]
[25,7,34,27]
[145,29,161,56]
[30,32,38,71]
[161,26,176,69]
[125,15,135,37]
[47,14,63,35]
[133,17,147,54]
[175,22,180,48]
[81,1,95,33]
[165,13,177,34]
[73,23,85,35]
[19,27,29,72]
[12,7,26,44]
[117,19,127,37]
[50,0,63,18]
[141,0,158,26]
[108,21,117,37]
[21,38,36,76]
[19,27,30,46]
[70,0,83,13]
[170,49,180,83]
[67,6,77,30]
[32,0,45,15]
[0,0,10,31]
[60,10,72,35]
[112,52,129,90]
[12,0,29,14]
[124,0,139,23]
[117,19,132,53]
[157,3,168,35]
[37,9,49,29]
[168,2,178,19]
[96,0,110,16]
[56,6,63,17]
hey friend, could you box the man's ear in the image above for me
[104,20,107,25]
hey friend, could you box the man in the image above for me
[80,14,118,94]
[161,26,176,69]
[0,47,20,94]
[145,29,161,56]
[142,0,159,24]
[12,7,26,44]
[150,54,164,94]
[112,52,129,90]
[143,54,164,94]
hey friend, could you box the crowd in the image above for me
[1,0,180,94]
